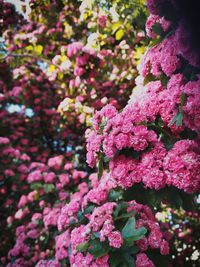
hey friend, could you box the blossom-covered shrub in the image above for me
[85,0,200,265]
[55,177,170,267]
[0,0,200,267]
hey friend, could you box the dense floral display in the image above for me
[0,0,200,267]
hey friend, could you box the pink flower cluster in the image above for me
[58,202,123,263]
[98,15,107,28]
[146,14,171,38]
[57,193,82,231]
[55,230,70,261]
[87,99,200,192]
[136,253,154,267]
[109,141,168,190]
[70,253,109,267]
[142,18,200,77]
[36,260,61,267]
[27,156,86,193]
[54,194,170,266]
[54,191,170,266]
[7,223,40,266]
[4,148,89,266]
[87,71,200,192]
[141,31,180,77]
[43,206,61,228]
[182,79,200,132]
[87,104,159,167]
[164,140,200,193]
[128,201,170,255]
[66,41,99,88]
[82,172,117,207]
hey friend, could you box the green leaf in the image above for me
[98,117,108,134]
[169,93,186,127]
[34,45,43,55]
[129,246,139,254]
[30,182,42,190]
[109,252,122,267]
[175,112,183,126]
[180,93,186,107]
[122,217,136,238]
[115,29,124,40]
[160,73,169,86]
[76,241,89,252]
[104,156,110,163]
[88,239,109,259]
[122,218,147,244]
[114,202,128,217]
[116,211,136,221]
[127,227,147,241]
[0,51,7,59]
[109,189,123,201]
[77,211,84,221]
[124,253,136,267]
[112,21,122,33]
[150,37,162,47]
[152,23,164,36]
[168,112,183,127]
[93,232,100,239]
[84,205,95,214]
[143,73,157,85]
[11,256,15,264]
[44,183,55,193]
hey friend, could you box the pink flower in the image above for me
[136,237,148,252]
[64,162,73,170]
[148,229,163,249]
[55,230,70,260]
[4,169,15,176]
[146,15,170,38]
[164,140,200,193]
[58,173,70,186]
[18,195,28,208]
[70,252,93,267]
[71,225,89,251]
[0,137,10,145]
[98,15,107,28]
[27,191,37,202]
[10,86,22,97]
[108,231,123,248]
[48,155,64,170]
[31,213,42,222]
[7,216,13,224]
[44,172,56,183]
[183,79,200,132]
[160,240,170,255]
[15,208,29,220]
[27,170,42,183]
[95,254,109,266]
[136,253,155,267]
[72,170,87,180]
[36,260,61,267]
[84,188,108,205]
[27,229,39,239]
[43,207,61,228]
[67,42,83,58]
[100,221,115,242]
